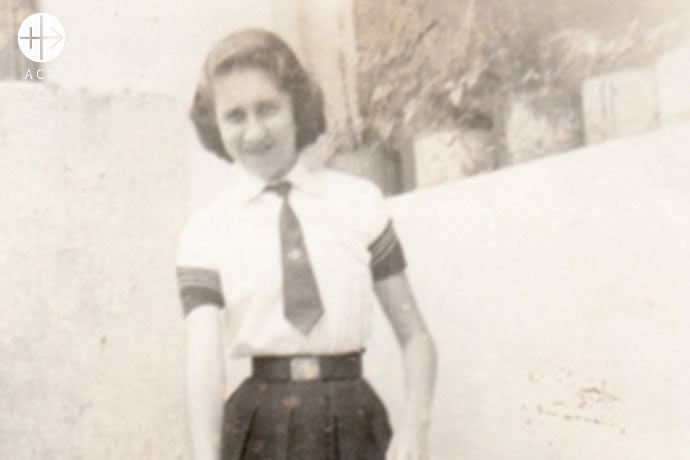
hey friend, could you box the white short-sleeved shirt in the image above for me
[176,158,405,357]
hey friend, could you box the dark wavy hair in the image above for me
[189,29,326,162]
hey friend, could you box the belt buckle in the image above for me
[289,356,320,381]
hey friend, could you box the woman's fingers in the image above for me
[388,453,430,460]
[387,444,431,460]
[386,405,433,460]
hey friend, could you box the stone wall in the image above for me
[581,68,660,144]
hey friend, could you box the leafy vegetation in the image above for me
[354,0,684,166]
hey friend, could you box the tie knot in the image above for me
[265,181,291,199]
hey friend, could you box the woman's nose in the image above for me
[242,113,269,149]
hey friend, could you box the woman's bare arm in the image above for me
[185,304,225,460]
[374,271,437,460]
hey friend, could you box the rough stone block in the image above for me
[406,131,466,189]
[401,128,498,191]
[504,88,583,165]
[656,45,690,126]
[401,130,489,190]
[581,68,659,144]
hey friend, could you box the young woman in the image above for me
[178,29,436,460]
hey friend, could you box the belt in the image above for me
[251,352,362,382]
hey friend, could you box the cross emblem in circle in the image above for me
[17,13,65,63]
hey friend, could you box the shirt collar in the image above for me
[229,156,320,203]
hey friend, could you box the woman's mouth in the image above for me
[242,143,274,156]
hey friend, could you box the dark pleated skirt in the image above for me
[221,377,392,460]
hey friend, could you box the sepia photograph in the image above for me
[1,1,690,459]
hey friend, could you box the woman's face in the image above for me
[213,68,297,181]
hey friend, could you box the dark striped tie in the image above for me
[265,182,324,334]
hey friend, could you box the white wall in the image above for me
[0,82,193,459]
[40,0,273,96]
[39,0,358,128]
[367,122,690,459]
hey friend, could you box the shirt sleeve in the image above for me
[364,183,407,281]
[176,214,225,315]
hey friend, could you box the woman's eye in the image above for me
[257,102,279,117]
[225,109,245,123]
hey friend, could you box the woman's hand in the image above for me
[386,407,432,460]
[374,271,437,460]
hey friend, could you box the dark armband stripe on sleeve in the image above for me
[368,220,407,280]
[176,266,225,315]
